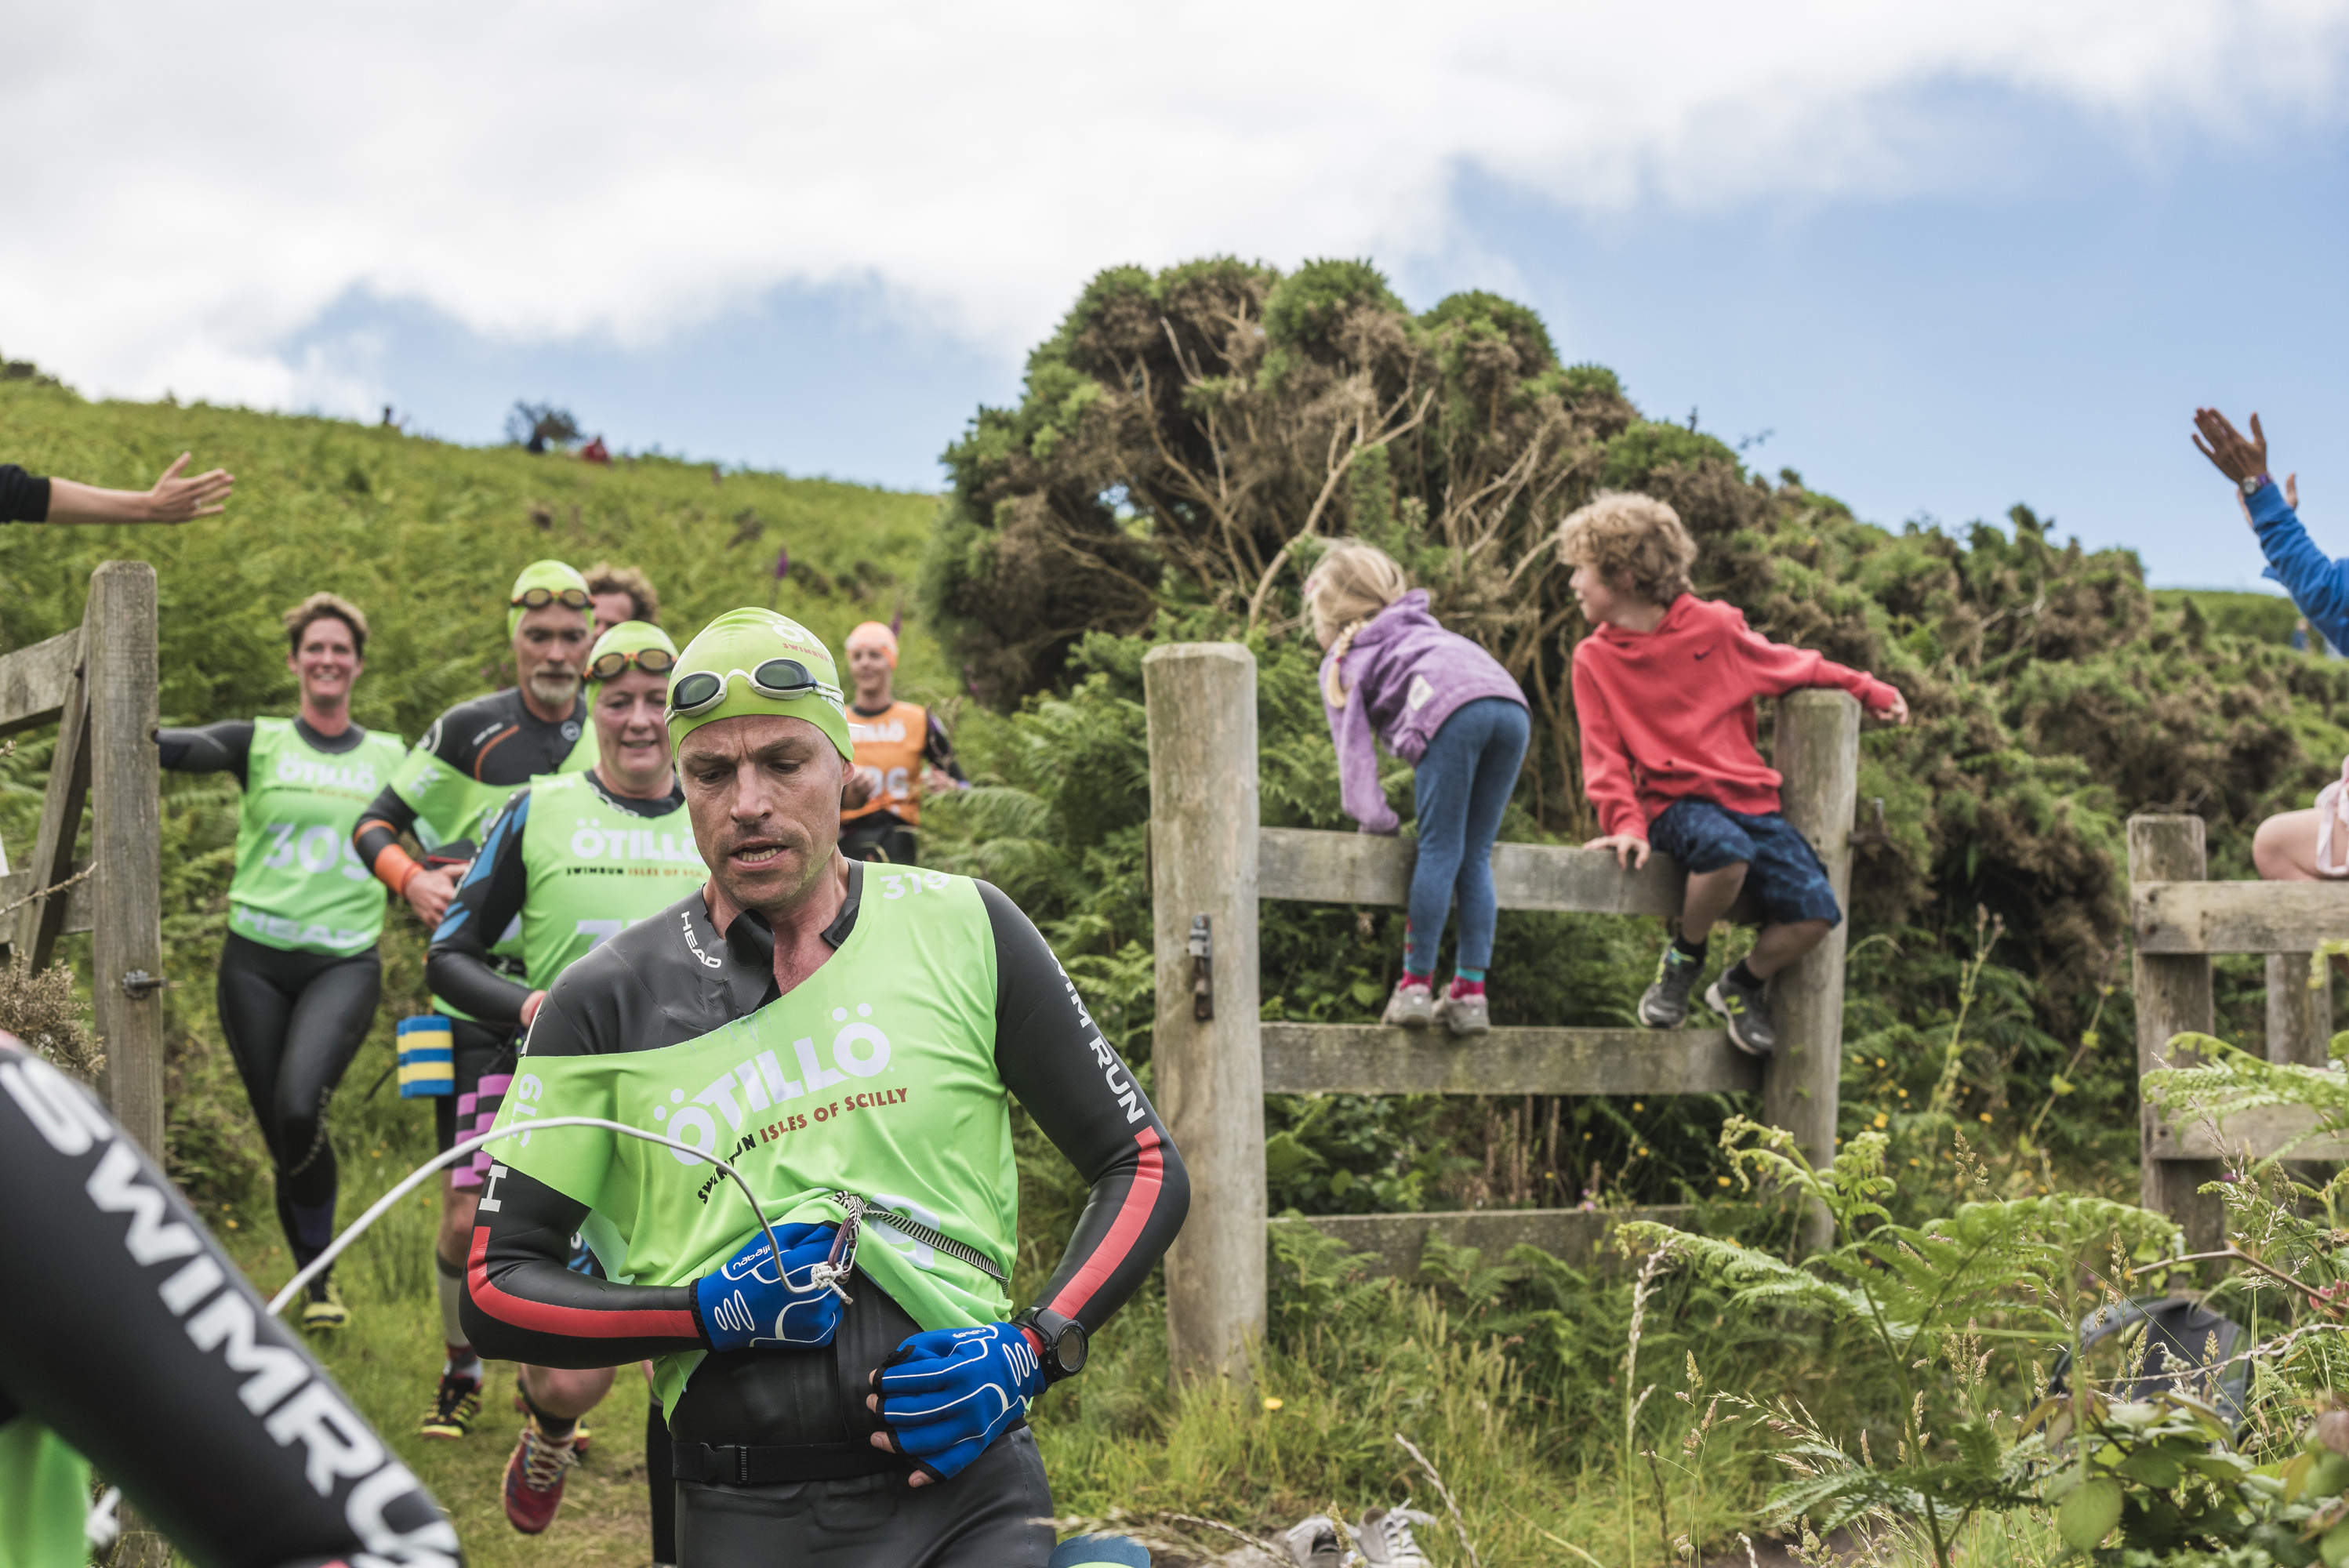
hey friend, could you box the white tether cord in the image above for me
[265,1116,783,1318]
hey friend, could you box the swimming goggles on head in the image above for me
[588,646,678,681]
[666,659,844,720]
[512,586,593,612]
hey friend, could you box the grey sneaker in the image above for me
[1638,943,1705,1029]
[1431,987,1488,1036]
[1282,1515,1342,1568]
[1356,1505,1437,1567]
[1381,979,1434,1029]
[1706,969,1776,1056]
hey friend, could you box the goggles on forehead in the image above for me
[588,646,678,681]
[512,586,592,612]
[665,659,844,720]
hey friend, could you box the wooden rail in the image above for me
[1272,1205,1692,1279]
[1146,641,1858,1383]
[1262,1022,1760,1096]
[1260,825,1757,922]
[2130,815,2349,1255]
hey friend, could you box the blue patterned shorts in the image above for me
[1649,798,1842,927]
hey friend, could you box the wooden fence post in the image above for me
[2129,815,2223,1254]
[2267,953,2334,1069]
[1767,689,1859,1252]
[86,563,165,1160]
[1144,643,1265,1385]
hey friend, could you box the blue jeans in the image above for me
[1407,699,1531,975]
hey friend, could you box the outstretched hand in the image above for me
[2192,408,2271,488]
[143,452,235,521]
[1584,833,1650,869]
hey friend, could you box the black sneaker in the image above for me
[1637,944,1705,1029]
[419,1370,484,1439]
[1705,970,1776,1056]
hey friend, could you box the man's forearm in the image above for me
[43,477,158,524]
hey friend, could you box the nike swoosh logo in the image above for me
[1694,648,1713,660]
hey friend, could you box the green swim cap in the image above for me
[586,620,679,694]
[665,608,852,760]
[507,559,591,639]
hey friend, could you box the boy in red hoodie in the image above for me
[1560,493,1908,1055]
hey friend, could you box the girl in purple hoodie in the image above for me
[1308,542,1530,1034]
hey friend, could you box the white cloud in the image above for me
[6,0,2346,414]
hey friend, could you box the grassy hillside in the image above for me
[0,383,954,1565]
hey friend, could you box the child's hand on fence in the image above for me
[1871,690,1910,725]
[1583,833,1650,869]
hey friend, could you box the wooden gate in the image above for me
[0,560,166,1158]
[2129,813,2349,1253]
[1144,642,1861,1381]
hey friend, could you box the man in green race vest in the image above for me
[352,559,600,1441]
[158,593,407,1331]
[461,609,1189,1566]
[427,619,703,1537]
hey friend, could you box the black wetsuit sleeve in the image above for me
[978,881,1188,1348]
[923,710,967,783]
[0,1041,463,1567]
[157,720,256,788]
[355,713,470,867]
[460,1167,708,1366]
[0,465,49,522]
[424,791,535,1025]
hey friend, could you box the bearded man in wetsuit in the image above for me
[462,609,1188,1566]
[352,558,598,1440]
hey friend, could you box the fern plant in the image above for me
[1619,1116,2179,1567]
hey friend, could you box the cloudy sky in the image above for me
[10,2,2349,586]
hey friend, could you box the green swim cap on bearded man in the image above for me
[664,608,853,760]
[507,558,591,639]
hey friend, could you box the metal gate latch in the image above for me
[1187,915,1213,1021]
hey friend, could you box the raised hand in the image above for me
[692,1222,842,1351]
[143,452,235,521]
[2192,408,2271,489]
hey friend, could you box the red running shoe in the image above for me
[509,1376,592,1457]
[501,1417,579,1534]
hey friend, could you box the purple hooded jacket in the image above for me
[1319,590,1528,833]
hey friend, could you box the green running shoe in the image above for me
[300,1275,350,1332]
[1637,943,1704,1029]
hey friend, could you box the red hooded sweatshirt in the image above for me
[1572,594,1897,840]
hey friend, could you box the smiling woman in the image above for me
[155,591,407,1331]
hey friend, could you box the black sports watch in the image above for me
[1012,1307,1088,1380]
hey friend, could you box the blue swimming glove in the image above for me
[692,1222,841,1351]
[870,1322,1045,1480]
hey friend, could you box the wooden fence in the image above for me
[2130,814,2349,1254]
[0,561,166,1159]
[1143,641,1861,1382]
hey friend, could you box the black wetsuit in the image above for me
[0,1035,463,1568]
[354,688,588,1155]
[0,463,49,521]
[459,865,1189,1566]
[162,720,383,1269]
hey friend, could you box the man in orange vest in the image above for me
[839,621,966,865]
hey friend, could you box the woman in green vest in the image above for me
[158,593,405,1332]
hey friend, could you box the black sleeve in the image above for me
[0,464,49,522]
[353,780,422,872]
[460,1163,708,1367]
[923,710,968,783]
[979,881,1188,1348]
[0,1040,463,1567]
[157,720,256,788]
[423,791,535,1024]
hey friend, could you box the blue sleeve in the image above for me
[2251,482,2349,653]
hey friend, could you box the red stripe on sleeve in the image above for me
[1046,1126,1166,1321]
[467,1226,699,1341]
